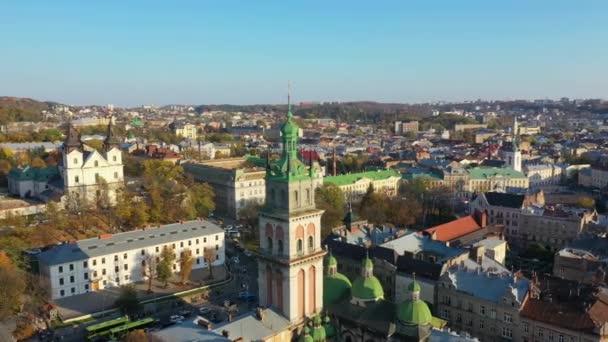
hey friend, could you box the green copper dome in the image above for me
[299,326,313,342]
[408,280,421,292]
[351,276,384,301]
[313,314,322,325]
[311,326,326,341]
[280,116,299,137]
[397,299,433,325]
[324,253,352,306]
[323,273,352,306]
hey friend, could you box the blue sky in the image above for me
[1,0,607,106]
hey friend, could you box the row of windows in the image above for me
[74,172,119,183]
[57,237,220,272]
[72,156,118,165]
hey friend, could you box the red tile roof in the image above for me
[424,215,482,242]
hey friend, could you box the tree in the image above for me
[115,285,141,318]
[30,157,46,168]
[44,201,67,229]
[142,254,158,293]
[125,329,149,342]
[315,184,345,236]
[0,252,26,319]
[387,197,422,227]
[203,247,216,279]
[238,202,263,230]
[179,248,195,285]
[188,183,215,218]
[156,246,176,287]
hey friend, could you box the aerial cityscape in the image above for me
[1,1,608,342]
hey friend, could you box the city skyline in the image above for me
[1,0,607,106]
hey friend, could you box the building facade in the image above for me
[8,122,125,206]
[436,267,529,342]
[323,170,401,202]
[38,219,225,299]
[183,158,266,219]
[170,122,198,140]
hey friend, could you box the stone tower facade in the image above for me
[257,98,325,323]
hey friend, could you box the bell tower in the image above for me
[505,116,522,172]
[257,85,325,323]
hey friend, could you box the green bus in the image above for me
[86,316,130,340]
[108,317,156,339]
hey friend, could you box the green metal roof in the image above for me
[8,165,59,182]
[468,167,526,179]
[402,171,443,180]
[323,273,352,306]
[351,275,384,301]
[396,299,433,325]
[130,119,144,126]
[324,169,401,187]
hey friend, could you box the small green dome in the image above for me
[327,254,337,267]
[408,280,421,292]
[300,326,314,342]
[323,315,336,338]
[313,314,322,325]
[351,276,384,301]
[397,299,433,325]
[311,325,326,342]
[281,117,299,137]
[323,273,352,306]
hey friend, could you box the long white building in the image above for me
[38,219,225,299]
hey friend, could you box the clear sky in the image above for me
[1,0,607,107]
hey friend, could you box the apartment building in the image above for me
[520,275,608,342]
[436,267,530,342]
[182,158,266,219]
[524,164,563,189]
[38,219,225,299]
[170,122,198,140]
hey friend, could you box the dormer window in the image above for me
[94,161,99,167]
[73,158,78,165]
[113,156,117,162]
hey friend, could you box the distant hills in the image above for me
[0,97,57,125]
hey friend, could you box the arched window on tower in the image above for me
[306,189,310,204]
[271,188,276,203]
[267,237,273,252]
[308,236,314,251]
[278,240,284,255]
[297,239,303,255]
[294,190,299,206]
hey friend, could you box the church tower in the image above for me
[257,88,325,323]
[505,116,522,172]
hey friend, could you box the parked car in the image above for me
[169,315,185,323]
[238,292,257,302]
[199,307,211,315]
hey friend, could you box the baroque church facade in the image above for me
[8,121,124,207]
